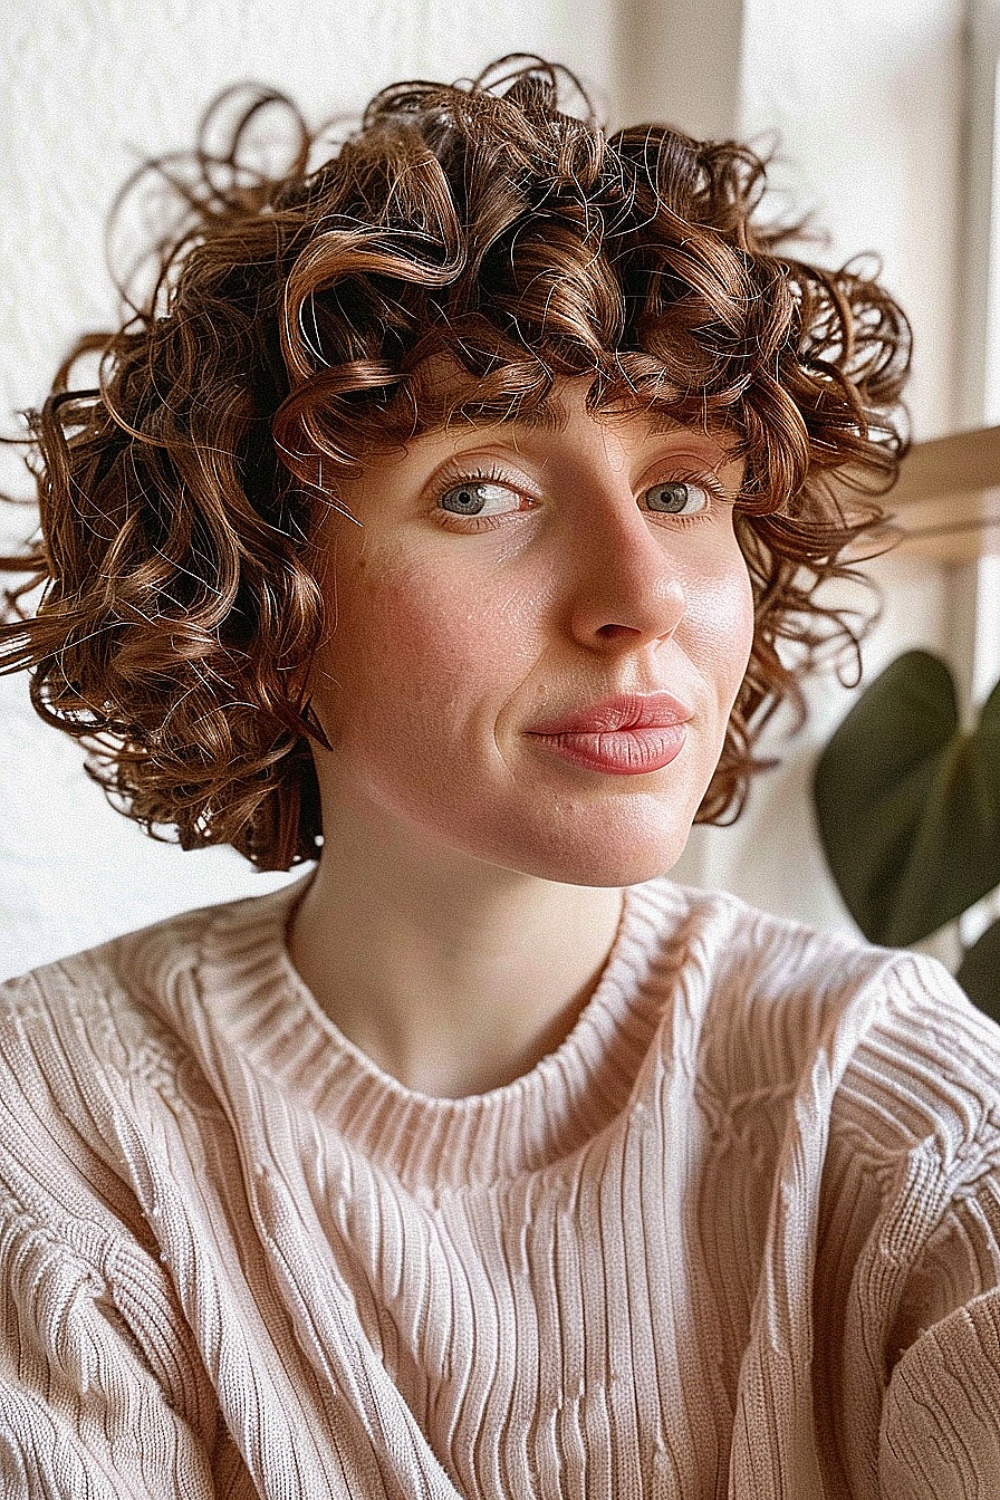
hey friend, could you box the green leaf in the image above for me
[957,916,1000,1022]
[813,652,1000,947]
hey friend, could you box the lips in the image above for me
[526,692,692,776]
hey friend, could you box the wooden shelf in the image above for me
[891,424,1000,562]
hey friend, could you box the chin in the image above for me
[532,847,688,890]
[475,814,696,890]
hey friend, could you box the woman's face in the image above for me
[307,378,754,887]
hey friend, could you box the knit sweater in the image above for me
[1,876,999,1499]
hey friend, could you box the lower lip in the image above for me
[528,725,687,775]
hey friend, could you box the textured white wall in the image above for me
[0,0,970,975]
[738,0,964,441]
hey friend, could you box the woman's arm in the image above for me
[881,1285,1000,1495]
[0,970,249,1500]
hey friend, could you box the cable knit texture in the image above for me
[1,876,999,1498]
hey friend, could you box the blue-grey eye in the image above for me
[438,481,520,516]
[645,481,710,515]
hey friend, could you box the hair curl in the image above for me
[0,56,910,870]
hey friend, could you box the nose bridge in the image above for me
[568,479,686,644]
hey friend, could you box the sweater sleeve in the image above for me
[879,1288,1000,1495]
[0,1223,237,1498]
[0,970,251,1500]
[867,961,1000,1498]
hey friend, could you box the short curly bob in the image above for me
[0,56,910,871]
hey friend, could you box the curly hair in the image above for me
[0,56,910,871]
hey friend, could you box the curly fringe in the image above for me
[0,55,910,867]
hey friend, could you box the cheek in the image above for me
[683,548,755,703]
[339,556,522,716]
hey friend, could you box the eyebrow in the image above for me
[421,403,567,439]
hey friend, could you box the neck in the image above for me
[287,803,625,1099]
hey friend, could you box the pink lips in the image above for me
[527,692,692,776]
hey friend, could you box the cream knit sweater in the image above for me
[1,875,999,1498]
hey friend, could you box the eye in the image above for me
[644,481,711,516]
[438,480,523,517]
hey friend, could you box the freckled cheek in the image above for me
[349,566,524,711]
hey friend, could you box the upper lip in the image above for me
[528,692,694,735]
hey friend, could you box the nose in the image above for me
[566,499,687,650]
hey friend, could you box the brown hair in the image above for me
[0,56,910,870]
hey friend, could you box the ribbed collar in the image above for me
[196,875,689,1192]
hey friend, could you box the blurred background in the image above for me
[2,0,998,978]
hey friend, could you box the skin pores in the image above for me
[306,379,755,892]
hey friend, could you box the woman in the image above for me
[1,56,997,1499]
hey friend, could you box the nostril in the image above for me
[595,622,638,640]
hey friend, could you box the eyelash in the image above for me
[430,463,731,533]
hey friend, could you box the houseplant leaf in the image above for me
[814,651,1000,947]
[957,918,1000,1022]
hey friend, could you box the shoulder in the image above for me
[634,876,1000,1150]
[637,887,1000,1434]
[0,899,216,1103]
[0,876,307,1024]
[0,879,307,1155]
[633,872,968,1034]
[0,882,307,1351]
[637,873,974,1006]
